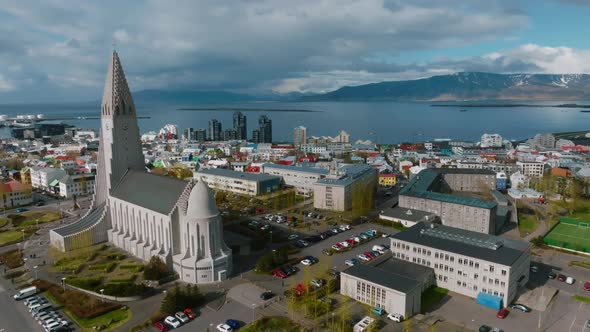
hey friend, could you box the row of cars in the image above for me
[155,309,241,332]
[530,264,589,287]
[328,229,380,254]
[23,295,71,332]
[345,244,389,266]
[292,224,354,250]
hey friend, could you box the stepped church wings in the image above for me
[50,51,232,283]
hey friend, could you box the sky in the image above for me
[1,0,590,102]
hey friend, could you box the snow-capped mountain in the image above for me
[305,72,590,101]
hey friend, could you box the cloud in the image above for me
[0,0,585,100]
[0,74,15,92]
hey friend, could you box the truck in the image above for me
[13,286,38,300]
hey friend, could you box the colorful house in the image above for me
[379,173,397,186]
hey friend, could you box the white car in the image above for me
[387,313,403,322]
[358,254,370,261]
[566,276,575,285]
[339,241,350,248]
[288,234,299,240]
[301,259,313,266]
[175,311,190,323]
[217,323,234,332]
[164,316,182,328]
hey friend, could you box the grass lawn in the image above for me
[66,307,131,332]
[241,316,305,332]
[0,218,9,228]
[0,229,30,247]
[570,261,590,269]
[11,210,61,227]
[573,295,590,304]
[421,287,449,312]
[518,214,539,237]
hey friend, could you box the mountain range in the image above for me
[303,72,590,102]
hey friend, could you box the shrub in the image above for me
[0,249,24,269]
[66,276,102,290]
[4,270,26,279]
[119,264,144,272]
[109,274,137,283]
[143,257,169,281]
[32,280,122,319]
[88,262,117,272]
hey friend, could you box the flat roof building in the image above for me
[313,164,377,211]
[390,222,530,306]
[262,163,329,197]
[197,168,282,196]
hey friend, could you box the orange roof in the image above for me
[0,180,29,192]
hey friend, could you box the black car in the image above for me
[305,256,318,263]
[280,266,292,276]
[260,291,274,300]
[283,265,296,275]
[478,325,491,332]
[510,304,531,313]
[548,271,557,279]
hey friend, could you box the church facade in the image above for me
[50,52,232,284]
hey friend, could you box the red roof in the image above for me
[56,156,74,161]
[1,180,29,192]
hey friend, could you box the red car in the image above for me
[584,282,590,291]
[183,308,197,319]
[154,321,168,331]
[272,268,287,278]
[364,251,375,259]
[557,274,566,282]
[497,308,509,319]
[345,239,356,246]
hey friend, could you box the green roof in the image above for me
[400,169,497,209]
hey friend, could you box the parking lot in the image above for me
[13,290,72,332]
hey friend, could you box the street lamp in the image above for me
[251,303,256,322]
[61,277,66,292]
[35,219,39,228]
[269,230,273,244]
[21,229,25,242]
[33,265,38,280]
[100,289,105,302]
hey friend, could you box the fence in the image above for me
[543,217,590,253]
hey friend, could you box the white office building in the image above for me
[262,163,329,196]
[480,133,503,148]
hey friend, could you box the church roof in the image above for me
[187,179,219,219]
[111,170,190,215]
[102,51,135,113]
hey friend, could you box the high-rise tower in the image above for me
[233,111,247,140]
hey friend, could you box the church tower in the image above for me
[97,51,145,200]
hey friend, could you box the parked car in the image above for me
[225,319,240,330]
[216,323,233,332]
[154,321,169,331]
[304,256,318,263]
[387,313,403,322]
[310,279,326,288]
[566,276,576,285]
[271,268,287,278]
[509,304,531,313]
[358,254,370,261]
[322,248,333,256]
[530,265,538,273]
[183,308,197,319]
[288,234,298,240]
[301,259,313,266]
[491,328,505,332]
[260,291,274,300]
[372,307,385,316]
[175,311,190,323]
[548,271,557,279]
[332,244,343,251]
[164,316,182,328]
[359,233,369,240]
[345,259,358,266]
[584,281,590,291]
[479,325,492,332]
[496,308,509,319]
[557,274,566,282]
[15,208,28,213]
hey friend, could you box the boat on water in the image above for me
[581,110,590,113]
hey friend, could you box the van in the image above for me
[372,245,385,252]
[13,286,38,300]
[566,276,575,285]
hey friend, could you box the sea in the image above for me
[0,101,589,144]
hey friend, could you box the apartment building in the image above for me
[390,222,530,306]
[313,164,377,211]
[196,168,282,196]
[30,167,67,191]
[516,161,545,177]
[262,163,329,196]
[480,133,503,148]
[399,169,497,234]
[0,180,33,209]
[57,173,96,198]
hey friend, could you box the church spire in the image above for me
[101,51,135,117]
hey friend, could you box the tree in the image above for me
[143,256,168,280]
[160,284,205,314]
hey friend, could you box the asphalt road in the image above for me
[0,279,43,332]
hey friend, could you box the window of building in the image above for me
[459,258,463,264]
[444,276,448,282]
[475,263,479,268]
[501,269,507,276]
[435,253,439,259]
[474,273,478,279]
[489,265,495,272]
